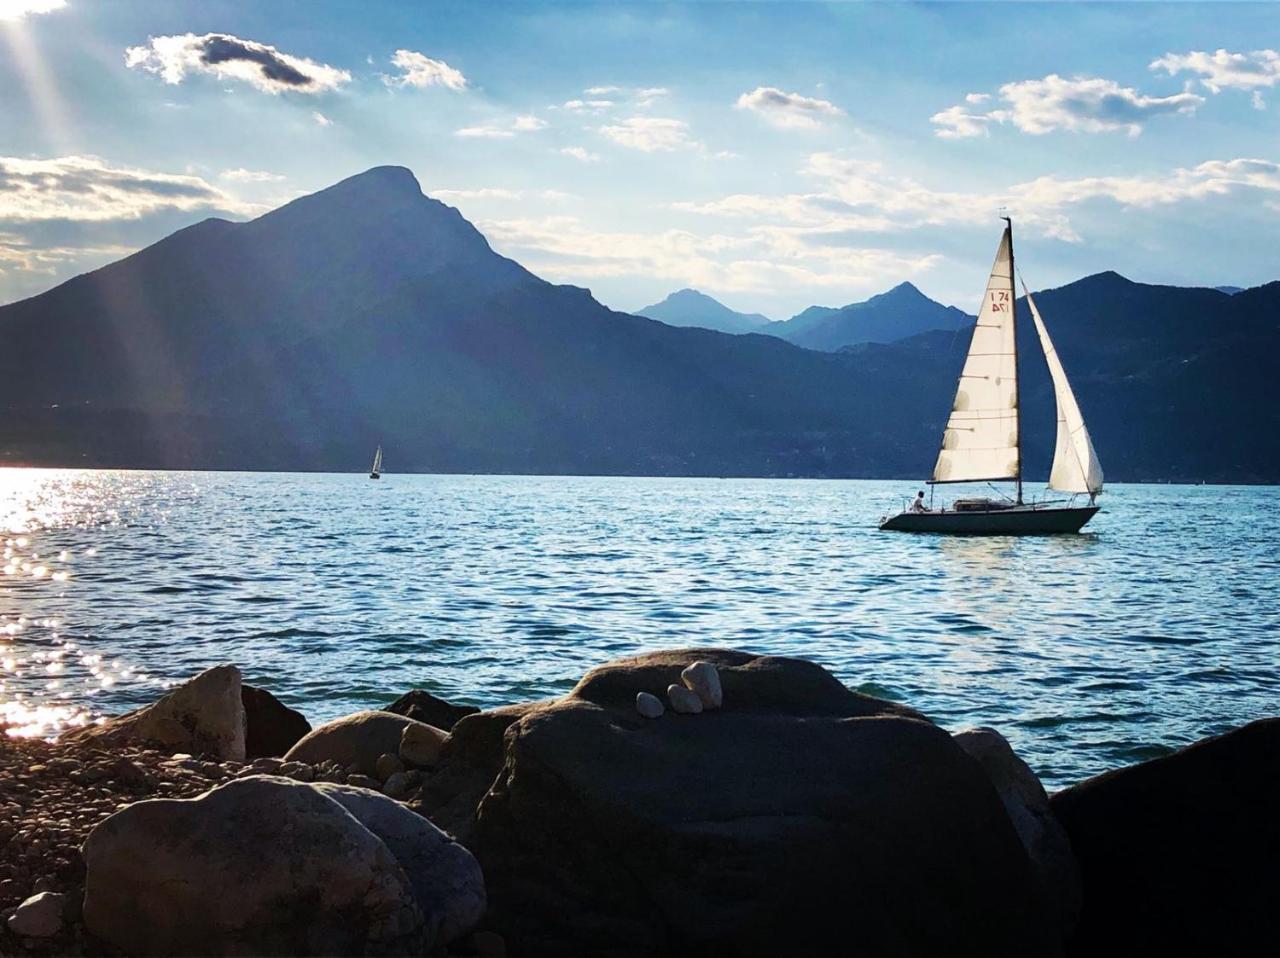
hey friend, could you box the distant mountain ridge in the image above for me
[636,289,773,334]
[636,283,974,350]
[1,166,1277,482]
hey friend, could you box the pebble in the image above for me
[667,684,703,715]
[374,753,404,781]
[681,661,723,709]
[382,771,411,799]
[635,692,665,719]
[6,891,65,938]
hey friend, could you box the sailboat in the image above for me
[880,218,1103,534]
[369,445,383,480]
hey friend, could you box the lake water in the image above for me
[1,470,1276,789]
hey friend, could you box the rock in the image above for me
[347,774,382,791]
[413,704,542,844]
[384,689,480,731]
[680,660,723,709]
[6,892,65,938]
[467,930,507,956]
[955,727,1080,937]
[376,752,405,781]
[447,649,1053,955]
[63,665,246,761]
[316,782,486,946]
[666,683,703,714]
[285,709,442,777]
[635,691,664,719]
[382,771,411,799]
[399,720,449,769]
[276,760,313,781]
[241,684,311,759]
[81,775,424,955]
[1050,718,1280,956]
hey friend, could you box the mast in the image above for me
[1005,216,1022,505]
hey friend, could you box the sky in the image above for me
[1,1,1278,318]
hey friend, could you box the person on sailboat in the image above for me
[910,491,928,512]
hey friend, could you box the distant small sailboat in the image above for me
[880,219,1103,535]
[370,445,383,480]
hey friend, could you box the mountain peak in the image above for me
[637,289,772,334]
[330,165,424,197]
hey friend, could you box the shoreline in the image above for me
[2,652,1276,956]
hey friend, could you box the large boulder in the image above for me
[385,689,480,731]
[437,649,1056,956]
[317,782,486,946]
[955,728,1080,937]
[65,664,245,760]
[1050,718,1280,956]
[285,709,445,777]
[242,684,311,759]
[81,776,424,955]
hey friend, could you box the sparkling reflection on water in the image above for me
[1,470,1276,788]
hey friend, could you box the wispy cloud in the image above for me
[735,87,844,130]
[561,147,601,163]
[125,33,351,95]
[600,117,698,152]
[674,151,1280,246]
[220,168,285,183]
[0,0,65,21]
[0,155,259,222]
[455,114,548,139]
[1151,49,1280,107]
[933,74,1202,138]
[312,111,332,127]
[383,49,467,91]
[431,188,571,202]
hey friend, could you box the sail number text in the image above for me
[989,290,1011,312]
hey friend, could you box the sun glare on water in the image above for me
[0,469,158,738]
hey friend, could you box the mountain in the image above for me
[0,167,942,477]
[771,282,974,351]
[1215,285,1244,295]
[842,271,1280,484]
[1,168,1277,482]
[636,289,773,334]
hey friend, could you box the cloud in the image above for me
[561,147,601,163]
[600,117,698,152]
[455,126,514,139]
[584,85,622,96]
[431,188,571,202]
[0,232,132,275]
[383,49,467,91]
[125,33,351,95]
[0,0,65,21]
[481,214,939,295]
[563,98,616,113]
[455,114,548,138]
[1151,49,1280,106]
[933,74,1202,138]
[673,150,1280,247]
[220,168,285,183]
[0,155,259,222]
[735,87,845,129]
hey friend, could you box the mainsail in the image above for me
[1024,286,1104,495]
[932,224,1020,485]
[372,446,383,475]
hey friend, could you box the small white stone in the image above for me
[7,892,65,938]
[635,692,665,719]
[667,684,703,715]
[681,661,723,709]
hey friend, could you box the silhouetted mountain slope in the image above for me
[636,289,773,334]
[772,282,974,350]
[0,168,938,476]
[0,168,1276,482]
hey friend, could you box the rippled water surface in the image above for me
[1,470,1276,787]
